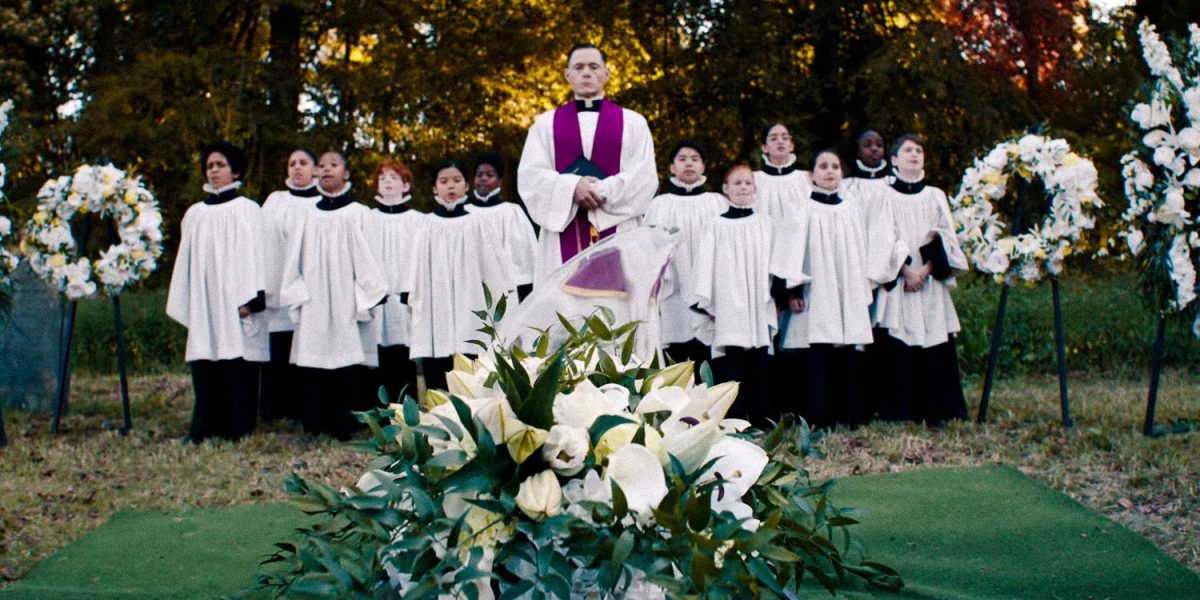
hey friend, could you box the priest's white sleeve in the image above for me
[517,114,582,235]
[591,111,657,232]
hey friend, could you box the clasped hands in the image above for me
[901,262,934,292]
[573,176,607,210]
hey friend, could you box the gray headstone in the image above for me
[0,264,63,412]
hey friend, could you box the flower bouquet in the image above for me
[258,306,901,598]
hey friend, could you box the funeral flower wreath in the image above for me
[22,164,164,300]
[0,99,18,289]
[951,133,1103,284]
[1117,21,1200,330]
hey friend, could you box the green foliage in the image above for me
[255,307,901,598]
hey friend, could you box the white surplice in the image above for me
[692,209,778,357]
[261,186,320,332]
[754,158,812,222]
[465,189,539,287]
[362,202,425,348]
[408,204,517,359]
[870,180,969,348]
[516,104,658,282]
[279,196,388,368]
[643,179,727,346]
[166,193,269,363]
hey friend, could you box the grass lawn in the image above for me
[1,370,1197,590]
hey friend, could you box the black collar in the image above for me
[575,98,603,112]
[375,203,411,214]
[286,182,320,197]
[434,203,469,218]
[761,163,796,176]
[316,190,355,211]
[666,182,706,196]
[721,206,754,219]
[810,189,842,205]
[891,178,927,195]
[471,189,505,208]
[204,188,241,205]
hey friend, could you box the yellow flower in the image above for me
[1062,152,1081,167]
[506,426,548,464]
[1061,243,1072,256]
[32,211,47,225]
[1033,248,1047,259]
[49,253,67,268]
[981,171,1004,186]
[993,273,1006,284]
[123,188,138,205]
[131,249,146,260]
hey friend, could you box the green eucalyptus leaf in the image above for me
[493,293,508,322]
[516,348,565,430]
[403,395,420,426]
[483,283,493,309]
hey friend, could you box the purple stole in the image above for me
[553,99,624,262]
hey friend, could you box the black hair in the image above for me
[432,159,468,181]
[855,129,883,145]
[292,148,319,164]
[669,138,706,163]
[567,43,607,66]
[473,152,505,179]
[200,141,248,180]
[760,123,790,144]
[889,133,926,159]
[809,148,842,171]
[320,149,351,172]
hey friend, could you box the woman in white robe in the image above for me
[771,150,886,428]
[466,152,538,301]
[259,148,319,423]
[409,160,516,392]
[280,150,388,439]
[692,165,777,427]
[166,141,267,442]
[753,123,811,222]
[363,160,424,404]
[867,134,969,425]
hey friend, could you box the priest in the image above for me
[517,43,658,283]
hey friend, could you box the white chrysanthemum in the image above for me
[1169,235,1198,309]
[1139,20,1185,91]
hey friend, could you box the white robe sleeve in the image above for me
[769,212,813,289]
[591,110,658,232]
[864,187,910,286]
[506,205,539,286]
[517,113,583,234]
[351,213,388,322]
[165,209,194,327]
[279,214,310,323]
[692,225,717,314]
[931,188,969,274]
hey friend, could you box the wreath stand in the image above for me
[974,178,1074,427]
[49,211,133,435]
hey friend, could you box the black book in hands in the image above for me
[562,156,608,179]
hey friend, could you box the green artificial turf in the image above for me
[3,465,1197,599]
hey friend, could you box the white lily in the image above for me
[700,437,769,510]
[552,379,630,429]
[605,443,668,516]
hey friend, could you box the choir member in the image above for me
[167,141,267,442]
[279,150,388,439]
[409,160,516,392]
[259,148,320,423]
[517,43,657,282]
[363,159,423,404]
[692,165,777,427]
[754,123,811,221]
[467,152,538,301]
[868,134,969,426]
[771,150,881,428]
[643,139,726,372]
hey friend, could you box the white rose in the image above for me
[542,425,590,475]
[515,470,563,521]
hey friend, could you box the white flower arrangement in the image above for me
[1119,21,1200,331]
[260,310,902,599]
[21,163,164,300]
[951,133,1103,285]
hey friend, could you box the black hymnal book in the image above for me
[562,156,608,179]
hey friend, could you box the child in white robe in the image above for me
[409,160,516,392]
[363,160,424,403]
[772,150,886,428]
[867,134,969,425]
[692,165,777,427]
[166,141,268,442]
[643,139,726,373]
[754,123,811,222]
[259,148,320,423]
[466,152,538,301]
[843,130,890,195]
[280,150,388,439]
